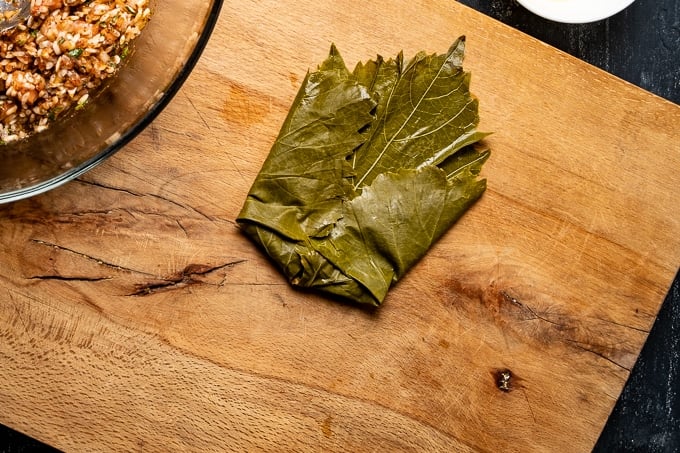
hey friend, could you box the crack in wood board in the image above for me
[127,261,248,296]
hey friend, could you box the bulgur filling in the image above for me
[0,0,151,143]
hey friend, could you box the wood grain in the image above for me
[1,1,679,451]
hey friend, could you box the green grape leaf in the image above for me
[237,37,490,307]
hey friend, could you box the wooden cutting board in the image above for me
[1,1,679,451]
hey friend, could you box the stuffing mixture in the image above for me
[0,0,151,143]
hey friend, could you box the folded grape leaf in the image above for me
[237,37,490,306]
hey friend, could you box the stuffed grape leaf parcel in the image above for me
[237,37,490,307]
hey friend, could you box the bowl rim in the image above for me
[516,0,636,24]
[0,0,224,204]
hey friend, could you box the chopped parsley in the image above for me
[67,48,84,58]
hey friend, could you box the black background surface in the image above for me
[2,0,679,451]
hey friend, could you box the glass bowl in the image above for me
[0,0,223,204]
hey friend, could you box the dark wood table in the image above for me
[2,0,678,450]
